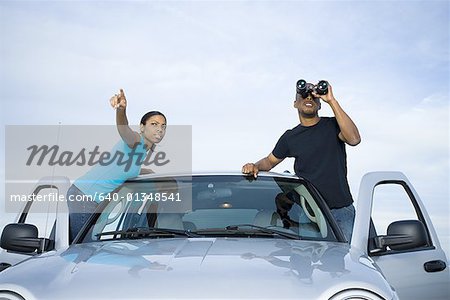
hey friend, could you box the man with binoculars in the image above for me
[242,79,361,241]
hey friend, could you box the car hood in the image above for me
[0,238,392,300]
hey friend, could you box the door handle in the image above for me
[423,260,447,273]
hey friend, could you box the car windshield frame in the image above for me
[75,173,346,244]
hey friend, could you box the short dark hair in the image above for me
[140,111,167,125]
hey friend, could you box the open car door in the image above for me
[352,172,449,300]
[0,176,70,271]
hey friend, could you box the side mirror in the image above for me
[1,223,51,254]
[371,220,428,254]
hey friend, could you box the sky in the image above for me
[0,1,449,255]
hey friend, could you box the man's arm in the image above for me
[331,100,361,146]
[242,153,283,178]
[314,84,361,146]
[110,89,141,148]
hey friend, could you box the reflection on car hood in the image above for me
[0,238,391,300]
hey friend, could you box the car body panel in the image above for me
[0,238,394,300]
[352,172,449,300]
[1,171,448,299]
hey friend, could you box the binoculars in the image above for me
[296,79,329,98]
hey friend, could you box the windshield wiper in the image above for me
[195,224,300,240]
[96,227,201,240]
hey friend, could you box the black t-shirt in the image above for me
[272,117,353,209]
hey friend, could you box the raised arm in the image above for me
[109,89,141,148]
[313,84,361,146]
[242,153,283,178]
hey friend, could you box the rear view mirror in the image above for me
[371,220,428,254]
[197,188,232,200]
[386,220,428,250]
[1,223,50,254]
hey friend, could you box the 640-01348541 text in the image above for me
[66,192,183,203]
[97,192,182,202]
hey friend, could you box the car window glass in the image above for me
[85,176,338,243]
[372,183,420,236]
[19,187,58,239]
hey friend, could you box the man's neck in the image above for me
[299,113,320,127]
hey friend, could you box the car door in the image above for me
[352,172,449,300]
[0,176,70,270]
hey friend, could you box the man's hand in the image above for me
[312,82,361,146]
[110,89,127,110]
[242,154,283,179]
[312,83,336,104]
[242,163,259,178]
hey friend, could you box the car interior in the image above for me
[86,176,337,242]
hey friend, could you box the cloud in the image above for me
[0,0,448,256]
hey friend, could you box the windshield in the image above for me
[80,175,339,243]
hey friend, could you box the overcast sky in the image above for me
[0,1,448,255]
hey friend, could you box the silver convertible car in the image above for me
[0,172,448,299]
